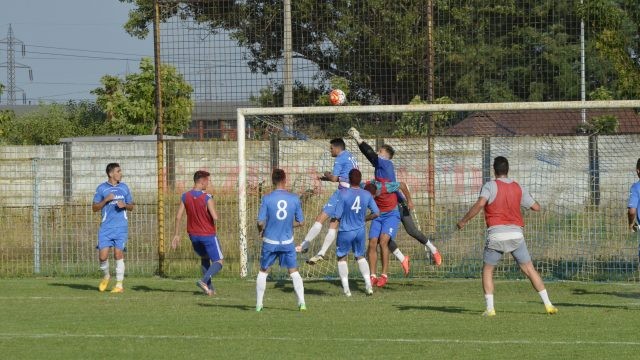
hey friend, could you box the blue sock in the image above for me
[202,262,223,290]
[201,258,211,287]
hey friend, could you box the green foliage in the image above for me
[92,58,193,135]
[0,102,107,145]
[394,96,455,136]
[2,104,79,145]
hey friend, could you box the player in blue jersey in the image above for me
[300,138,359,265]
[628,158,640,259]
[256,169,306,312]
[334,169,380,296]
[92,163,135,293]
[172,170,223,296]
[349,127,442,284]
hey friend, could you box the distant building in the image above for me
[447,108,640,136]
[186,100,254,140]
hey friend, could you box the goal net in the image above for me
[237,100,640,281]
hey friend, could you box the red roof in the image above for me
[446,108,640,136]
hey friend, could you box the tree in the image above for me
[119,0,639,104]
[2,104,81,145]
[578,0,640,99]
[91,58,193,135]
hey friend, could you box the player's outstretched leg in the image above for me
[307,219,338,265]
[388,240,410,276]
[399,202,442,266]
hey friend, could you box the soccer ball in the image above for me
[329,89,346,106]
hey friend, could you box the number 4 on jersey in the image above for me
[351,196,361,213]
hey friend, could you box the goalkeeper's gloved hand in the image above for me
[348,127,363,144]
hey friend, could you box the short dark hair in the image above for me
[330,138,346,150]
[193,170,210,183]
[272,168,286,185]
[493,156,509,176]
[364,182,377,196]
[106,163,120,176]
[380,144,395,159]
[349,168,362,186]
[636,158,640,170]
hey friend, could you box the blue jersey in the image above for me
[258,189,304,241]
[93,182,133,229]
[333,150,359,189]
[334,187,379,232]
[372,156,396,182]
[629,181,640,223]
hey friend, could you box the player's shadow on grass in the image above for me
[394,304,474,314]
[49,283,97,291]
[554,302,640,311]
[571,288,640,300]
[273,280,331,296]
[130,285,197,294]
[198,303,255,311]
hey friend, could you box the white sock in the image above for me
[304,222,323,242]
[318,228,337,256]
[393,248,405,262]
[485,294,494,311]
[256,271,268,307]
[290,271,305,305]
[338,261,350,293]
[538,289,552,306]
[115,259,125,283]
[357,258,372,288]
[99,260,109,277]
[425,241,437,253]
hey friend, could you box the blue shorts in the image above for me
[189,234,224,262]
[369,209,401,240]
[260,243,297,270]
[97,227,128,250]
[336,228,366,258]
[322,190,342,218]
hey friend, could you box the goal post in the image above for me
[237,100,640,279]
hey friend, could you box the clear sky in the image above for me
[0,0,153,104]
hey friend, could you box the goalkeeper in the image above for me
[348,127,443,272]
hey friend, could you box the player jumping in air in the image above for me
[93,163,135,293]
[172,170,224,296]
[334,169,380,296]
[348,128,442,272]
[457,156,557,316]
[256,169,306,312]
[300,138,358,264]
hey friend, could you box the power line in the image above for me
[26,44,151,57]
[25,50,140,61]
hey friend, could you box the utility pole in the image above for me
[0,24,33,105]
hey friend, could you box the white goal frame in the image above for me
[236,100,640,277]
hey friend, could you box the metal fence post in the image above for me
[32,158,40,274]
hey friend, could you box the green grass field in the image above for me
[2,277,640,359]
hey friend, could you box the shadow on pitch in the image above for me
[571,288,640,300]
[49,283,97,291]
[130,285,196,294]
[198,303,299,312]
[395,304,475,314]
[273,280,331,296]
[554,301,640,311]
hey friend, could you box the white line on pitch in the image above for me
[1,333,640,346]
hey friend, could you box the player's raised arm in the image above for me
[348,127,378,167]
